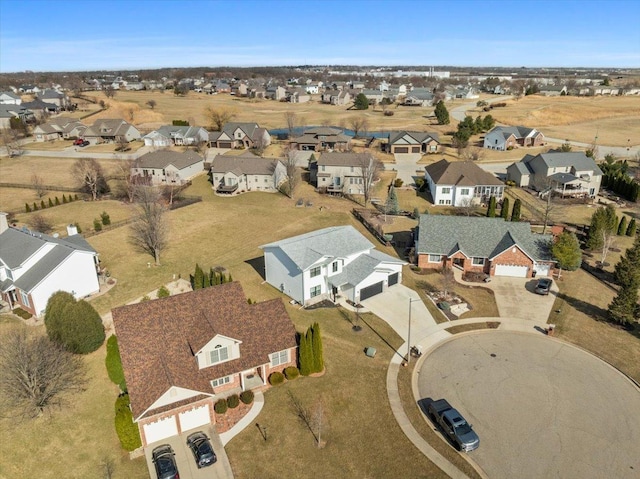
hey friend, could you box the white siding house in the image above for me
[424,159,504,206]
[260,226,406,305]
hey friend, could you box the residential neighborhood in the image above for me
[0,4,639,479]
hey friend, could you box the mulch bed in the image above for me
[304,299,338,310]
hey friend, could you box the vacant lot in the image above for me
[467,95,640,146]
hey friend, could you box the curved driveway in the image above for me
[417,331,640,479]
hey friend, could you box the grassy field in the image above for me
[0,318,148,479]
[466,95,640,146]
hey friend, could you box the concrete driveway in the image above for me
[389,153,423,186]
[361,285,437,356]
[417,331,640,479]
[484,275,557,323]
[145,425,234,479]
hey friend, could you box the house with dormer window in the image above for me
[112,282,297,446]
[260,225,406,305]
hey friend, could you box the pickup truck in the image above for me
[427,399,479,452]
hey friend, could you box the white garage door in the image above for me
[179,405,211,432]
[494,264,529,277]
[534,263,551,277]
[143,416,178,444]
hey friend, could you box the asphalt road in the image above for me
[417,332,640,479]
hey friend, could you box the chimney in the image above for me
[0,212,8,234]
[66,224,78,236]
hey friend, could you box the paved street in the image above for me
[417,332,640,479]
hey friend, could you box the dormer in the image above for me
[195,334,241,369]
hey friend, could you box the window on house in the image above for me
[332,261,338,273]
[428,254,443,263]
[20,291,30,307]
[211,375,231,388]
[310,285,321,297]
[264,178,268,183]
[441,187,451,194]
[270,350,289,367]
[350,166,354,172]
[209,346,229,365]
[321,165,326,172]
[310,266,321,278]
[472,257,486,266]
[460,188,470,195]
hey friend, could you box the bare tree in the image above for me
[127,108,135,122]
[541,184,556,235]
[288,391,326,447]
[204,106,236,131]
[71,158,107,200]
[462,147,486,162]
[31,173,46,198]
[28,214,54,234]
[129,187,169,265]
[455,197,476,217]
[440,267,455,301]
[0,329,86,418]
[1,128,23,157]
[146,99,157,110]
[278,147,299,198]
[357,153,383,206]
[349,116,369,138]
[600,225,616,265]
[284,111,297,138]
[114,159,140,203]
[100,456,116,479]
[162,170,181,205]
[103,85,116,99]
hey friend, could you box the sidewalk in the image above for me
[218,391,264,446]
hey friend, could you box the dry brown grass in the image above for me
[467,95,640,146]
[445,322,501,334]
[551,268,640,383]
[0,318,148,479]
[0,188,79,213]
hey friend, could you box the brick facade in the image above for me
[490,246,535,277]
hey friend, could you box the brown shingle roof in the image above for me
[112,282,297,419]
[134,150,203,170]
[425,159,503,187]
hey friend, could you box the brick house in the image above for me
[112,282,297,446]
[483,126,545,151]
[416,215,555,278]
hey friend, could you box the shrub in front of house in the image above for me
[240,390,254,405]
[115,394,142,451]
[105,335,127,391]
[45,292,105,354]
[268,371,285,386]
[156,286,170,298]
[226,394,240,409]
[13,308,33,319]
[284,366,300,380]
[214,399,228,414]
[93,218,102,231]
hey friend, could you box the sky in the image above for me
[1,0,639,73]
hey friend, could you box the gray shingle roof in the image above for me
[537,152,603,175]
[389,131,440,145]
[489,126,541,140]
[425,159,503,186]
[135,150,203,170]
[318,152,372,167]
[416,215,553,262]
[260,226,374,271]
[210,154,280,176]
[330,249,405,287]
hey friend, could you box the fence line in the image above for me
[0,182,82,192]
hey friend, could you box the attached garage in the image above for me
[411,146,421,153]
[179,404,211,432]
[218,141,233,148]
[388,272,399,286]
[394,147,409,154]
[494,264,529,277]
[143,416,178,445]
[360,281,383,301]
[534,263,551,277]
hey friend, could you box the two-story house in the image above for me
[483,126,545,151]
[112,282,297,446]
[260,225,406,305]
[132,150,204,185]
[0,214,100,317]
[506,151,603,198]
[208,122,271,150]
[424,159,505,206]
[0,91,22,105]
[416,215,556,278]
[209,154,287,194]
[315,152,375,195]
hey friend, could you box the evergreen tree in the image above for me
[48,198,54,207]
[55,197,60,206]
[311,322,324,373]
[626,218,637,237]
[500,197,510,220]
[482,114,495,131]
[486,196,497,217]
[25,203,31,213]
[354,93,369,110]
[617,216,627,236]
[434,100,450,125]
[33,202,37,211]
[608,236,640,326]
[203,271,210,289]
[586,205,617,251]
[385,185,400,215]
[551,232,582,272]
[212,271,220,285]
[45,292,105,354]
[613,235,640,286]
[192,264,204,290]
[510,198,522,222]
[228,272,233,282]
[299,331,311,376]
[63,194,68,204]
[474,115,484,133]
[209,267,215,286]
[41,200,46,209]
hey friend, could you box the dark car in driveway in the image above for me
[535,277,553,295]
[186,431,217,468]
[152,444,180,479]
